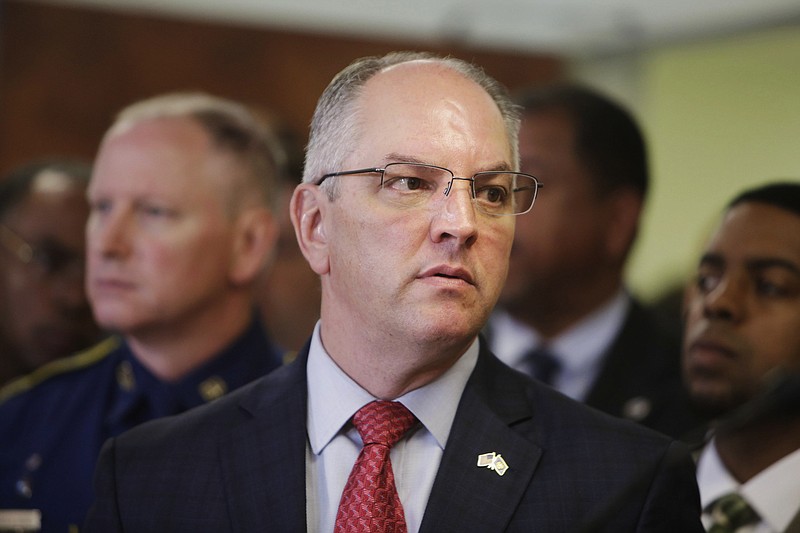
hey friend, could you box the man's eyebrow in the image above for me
[747,257,800,276]
[383,153,426,165]
[699,252,800,276]
[698,253,724,268]
[491,162,514,172]
[382,153,513,173]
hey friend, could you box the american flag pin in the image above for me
[477,452,509,476]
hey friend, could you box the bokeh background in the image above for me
[2,0,799,301]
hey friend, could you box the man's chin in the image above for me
[414,315,482,346]
[94,312,140,336]
[688,386,747,420]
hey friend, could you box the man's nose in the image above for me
[88,209,132,259]
[431,178,478,247]
[703,275,746,322]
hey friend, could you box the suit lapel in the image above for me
[210,341,545,532]
[218,351,310,532]
[420,345,543,532]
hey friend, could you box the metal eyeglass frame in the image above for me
[317,162,542,216]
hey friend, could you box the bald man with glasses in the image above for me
[85,51,703,533]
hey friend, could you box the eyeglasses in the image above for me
[318,162,542,216]
[0,224,84,283]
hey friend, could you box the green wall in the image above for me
[576,25,800,301]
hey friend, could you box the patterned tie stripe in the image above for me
[706,492,760,533]
[334,401,418,533]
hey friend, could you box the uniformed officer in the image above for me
[0,159,103,386]
[0,93,288,532]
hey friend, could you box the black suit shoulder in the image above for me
[421,345,703,533]
[111,355,304,450]
[86,357,308,532]
[585,299,706,438]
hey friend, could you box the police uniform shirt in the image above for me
[0,316,284,533]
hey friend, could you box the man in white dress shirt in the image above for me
[683,182,800,532]
[486,83,702,439]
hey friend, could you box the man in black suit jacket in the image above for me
[487,83,703,438]
[85,51,703,532]
[683,183,800,531]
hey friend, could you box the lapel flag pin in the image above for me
[477,452,509,476]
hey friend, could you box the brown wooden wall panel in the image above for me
[0,0,564,174]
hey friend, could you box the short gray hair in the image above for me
[106,92,285,212]
[303,51,521,195]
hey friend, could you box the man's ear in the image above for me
[290,183,330,275]
[604,188,643,260]
[229,207,279,286]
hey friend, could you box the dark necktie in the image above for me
[706,492,760,533]
[525,346,561,385]
[334,400,418,533]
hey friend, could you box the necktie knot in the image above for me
[353,401,417,447]
[525,346,561,385]
[706,492,760,533]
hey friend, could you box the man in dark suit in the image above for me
[486,83,703,438]
[85,51,703,532]
[682,183,800,531]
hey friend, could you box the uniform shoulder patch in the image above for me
[0,336,120,404]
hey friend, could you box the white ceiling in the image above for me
[35,0,800,58]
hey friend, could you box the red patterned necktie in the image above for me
[334,400,418,533]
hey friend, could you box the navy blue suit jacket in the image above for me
[85,340,703,532]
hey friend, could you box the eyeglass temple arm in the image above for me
[0,224,34,263]
[317,167,384,185]
[514,182,543,192]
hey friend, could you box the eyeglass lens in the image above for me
[380,163,538,215]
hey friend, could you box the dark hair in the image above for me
[727,181,800,217]
[0,159,91,220]
[515,83,648,198]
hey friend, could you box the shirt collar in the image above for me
[307,320,479,455]
[490,289,629,373]
[697,438,800,532]
[696,439,739,509]
[107,316,282,430]
[551,289,629,374]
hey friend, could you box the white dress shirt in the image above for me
[696,438,800,532]
[305,321,479,533]
[488,289,629,401]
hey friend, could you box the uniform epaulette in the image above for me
[0,336,121,405]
